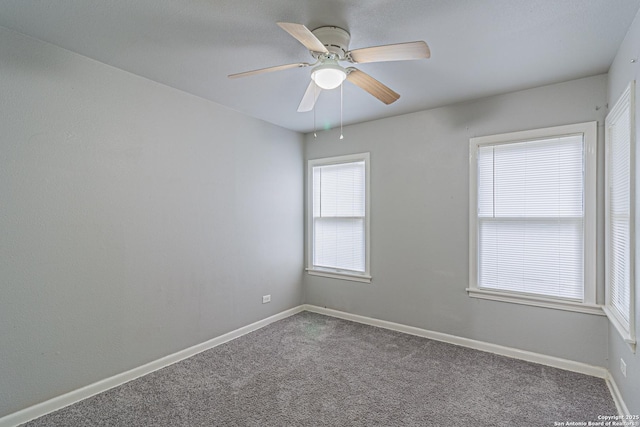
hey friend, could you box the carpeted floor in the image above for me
[23,311,617,426]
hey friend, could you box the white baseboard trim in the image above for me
[605,372,630,416]
[306,305,635,414]
[0,306,304,427]
[3,304,628,426]
[303,304,609,379]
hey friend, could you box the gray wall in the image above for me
[0,27,304,417]
[607,6,640,415]
[3,9,638,418]
[304,74,610,367]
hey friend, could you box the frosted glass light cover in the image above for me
[311,61,346,90]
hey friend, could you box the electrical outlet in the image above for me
[620,358,627,377]
[262,295,271,304]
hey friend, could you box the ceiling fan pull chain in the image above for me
[339,82,344,140]
[313,82,317,138]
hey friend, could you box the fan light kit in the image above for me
[311,59,346,90]
[229,22,430,136]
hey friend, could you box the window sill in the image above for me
[306,268,372,283]
[466,288,605,316]
[603,305,637,353]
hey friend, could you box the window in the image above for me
[468,122,599,314]
[307,153,371,282]
[605,81,636,349]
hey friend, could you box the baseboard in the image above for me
[303,304,609,379]
[605,372,631,416]
[0,305,305,427]
[3,304,627,426]
[306,304,634,414]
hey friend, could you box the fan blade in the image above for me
[348,41,430,64]
[298,81,322,112]
[228,62,310,79]
[277,22,329,54]
[346,68,400,105]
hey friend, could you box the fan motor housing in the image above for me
[311,26,350,59]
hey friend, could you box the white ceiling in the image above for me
[1,0,639,133]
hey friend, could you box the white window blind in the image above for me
[605,81,636,347]
[311,160,366,273]
[607,105,631,327]
[477,135,585,300]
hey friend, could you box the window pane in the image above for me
[476,134,585,300]
[479,136,583,218]
[313,217,365,272]
[607,98,632,325]
[609,216,630,322]
[477,146,495,217]
[313,161,365,218]
[310,156,368,276]
[479,218,583,300]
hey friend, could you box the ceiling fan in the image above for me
[228,22,430,112]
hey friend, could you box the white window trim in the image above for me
[468,122,600,315]
[306,152,371,283]
[604,81,636,351]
